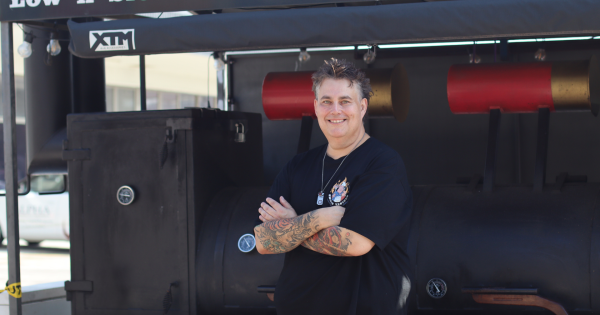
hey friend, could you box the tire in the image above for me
[27,241,41,247]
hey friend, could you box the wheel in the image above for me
[27,241,41,247]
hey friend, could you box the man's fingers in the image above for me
[260,209,275,221]
[266,198,285,211]
[262,201,277,211]
[262,198,296,220]
[258,207,275,221]
[259,215,266,222]
[279,196,293,209]
[259,202,280,221]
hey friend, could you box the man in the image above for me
[254,58,413,315]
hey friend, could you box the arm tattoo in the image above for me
[255,210,320,254]
[301,226,353,256]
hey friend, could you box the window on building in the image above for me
[180,94,196,108]
[146,91,159,110]
[116,88,137,112]
[161,92,178,110]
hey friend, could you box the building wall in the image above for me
[104,53,218,112]
[105,86,216,112]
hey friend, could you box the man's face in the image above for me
[314,78,367,143]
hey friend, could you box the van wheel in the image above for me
[27,241,40,247]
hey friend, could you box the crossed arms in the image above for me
[254,197,375,256]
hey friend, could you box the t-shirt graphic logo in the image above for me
[328,177,349,206]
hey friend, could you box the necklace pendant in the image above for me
[316,192,324,205]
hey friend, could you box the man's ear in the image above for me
[360,98,368,117]
[314,98,318,111]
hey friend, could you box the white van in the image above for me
[0,175,69,245]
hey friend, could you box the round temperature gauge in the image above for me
[117,186,135,206]
[238,234,256,253]
[426,278,447,299]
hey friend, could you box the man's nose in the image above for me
[331,102,343,113]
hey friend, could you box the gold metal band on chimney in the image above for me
[551,56,600,116]
[366,63,410,122]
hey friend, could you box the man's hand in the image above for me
[317,206,345,227]
[258,197,297,222]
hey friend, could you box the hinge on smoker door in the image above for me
[159,120,189,169]
[64,280,93,301]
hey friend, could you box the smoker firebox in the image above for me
[64,109,276,314]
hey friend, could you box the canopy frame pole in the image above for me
[483,109,501,192]
[533,108,550,192]
[140,55,146,111]
[226,58,234,111]
[1,21,23,315]
[216,53,225,110]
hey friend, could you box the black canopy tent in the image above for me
[0,0,366,21]
[2,0,600,314]
[67,0,600,58]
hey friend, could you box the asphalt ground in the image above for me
[0,240,70,287]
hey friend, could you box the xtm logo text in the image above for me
[89,29,136,52]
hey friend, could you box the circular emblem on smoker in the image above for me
[426,278,447,299]
[116,186,135,205]
[238,234,256,253]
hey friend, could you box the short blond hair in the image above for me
[311,58,373,102]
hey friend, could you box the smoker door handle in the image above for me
[463,287,568,315]
[462,287,538,294]
[470,294,568,315]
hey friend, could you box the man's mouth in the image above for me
[328,119,346,124]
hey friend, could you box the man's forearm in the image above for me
[254,210,322,254]
[301,226,353,256]
[301,226,375,257]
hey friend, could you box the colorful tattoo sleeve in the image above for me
[254,210,320,254]
[301,226,353,256]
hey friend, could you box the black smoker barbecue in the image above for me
[4,2,600,315]
[60,57,600,315]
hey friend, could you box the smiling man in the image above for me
[254,58,413,315]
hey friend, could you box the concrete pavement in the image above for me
[0,241,70,287]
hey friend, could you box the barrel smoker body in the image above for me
[190,183,600,314]
[196,186,282,314]
[407,184,600,314]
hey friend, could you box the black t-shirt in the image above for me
[257,138,413,315]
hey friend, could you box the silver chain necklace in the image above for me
[317,132,366,205]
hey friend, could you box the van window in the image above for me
[30,175,65,194]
